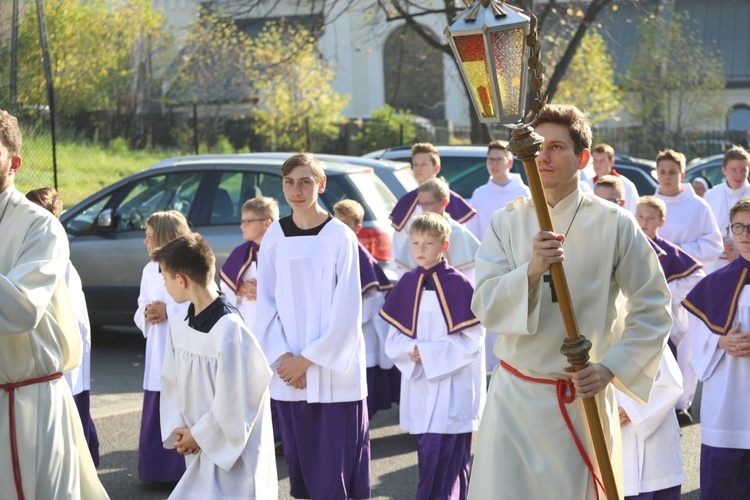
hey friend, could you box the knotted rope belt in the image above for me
[500,360,605,500]
[1,372,63,500]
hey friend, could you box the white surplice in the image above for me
[616,350,684,496]
[134,261,189,391]
[0,187,108,500]
[363,288,393,369]
[255,218,367,403]
[467,190,672,500]
[703,181,750,272]
[691,286,750,449]
[655,183,723,267]
[160,314,277,499]
[219,260,258,328]
[394,215,480,284]
[466,174,530,240]
[385,292,485,434]
[63,261,91,395]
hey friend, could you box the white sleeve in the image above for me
[255,228,292,367]
[384,325,423,380]
[362,288,382,323]
[160,323,185,448]
[220,280,239,308]
[190,321,273,472]
[691,315,724,381]
[679,208,723,266]
[134,266,150,338]
[419,324,484,382]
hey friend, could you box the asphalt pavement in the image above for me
[90,328,703,499]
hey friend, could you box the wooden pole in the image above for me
[509,124,619,500]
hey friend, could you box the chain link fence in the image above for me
[10,104,744,209]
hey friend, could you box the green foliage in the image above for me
[543,28,623,125]
[622,5,726,139]
[0,0,171,117]
[250,22,349,152]
[355,105,416,153]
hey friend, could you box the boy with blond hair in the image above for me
[219,196,279,325]
[334,199,397,418]
[394,177,480,283]
[382,212,485,500]
[389,143,476,273]
[156,233,277,498]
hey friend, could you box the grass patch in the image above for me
[16,133,180,207]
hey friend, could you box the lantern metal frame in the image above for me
[444,0,532,125]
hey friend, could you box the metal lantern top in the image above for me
[445,0,531,125]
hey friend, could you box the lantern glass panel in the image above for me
[490,28,525,117]
[454,34,494,118]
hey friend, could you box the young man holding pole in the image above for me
[467,104,672,499]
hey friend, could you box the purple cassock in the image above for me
[682,255,750,335]
[682,255,750,499]
[389,189,476,231]
[358,242,399,418]
[379,259,479,338]
[219,240,258,292]
[380,260,478,500]
[138,391,186,482]
[73,391,100,468]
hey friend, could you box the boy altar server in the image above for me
[654,148,722,419]
[219,196,278,324]
[466,140,530,240]
[157,233,277,499]
[467,104,672,500]
[334,199,397,418]
[702,146,750,272]
[682,196,750,499]
[390,143,476,272]
[256,153,371,499]
[382,212,485,500]
[394,178,480,283]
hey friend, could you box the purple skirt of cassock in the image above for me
[625,485,681,500]
[700,444,750,499]
[366,366,401,419]
[415,432,472,500]
[138,390,186,482]
[72,390,100,467]
[275,399,371,499]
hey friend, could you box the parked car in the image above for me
[685,154,725,188]
[366,145,658,199]
[59,154,397,326]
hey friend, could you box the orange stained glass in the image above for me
[490,28,525,116]
[454,34,494,118]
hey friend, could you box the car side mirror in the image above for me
[97,209,113,230]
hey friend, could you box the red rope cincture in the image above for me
[500,361,606,500]
[1,372,64,500]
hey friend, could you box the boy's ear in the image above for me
[659,219,666,228]
[441,198,449,208]
[176,273,189,288]
[355,223,363,234]
[263,219,273,230]
[441,239,450,253]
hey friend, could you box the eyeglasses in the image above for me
[418,200,441,209]
[731,223,750,236]
[241,218,267,225]
[604,198,622,204]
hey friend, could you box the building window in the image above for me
[728,105,750,131]
[383,25,445,121]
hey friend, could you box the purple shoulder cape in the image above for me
[647,237,667,259]
[219,240,258,292]
[682,255,750,335]
[379,260,478,337]
[389,188,477,231]
[652,235,703,282]
[358,242,393,294]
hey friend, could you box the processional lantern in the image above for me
[446,1,619,499]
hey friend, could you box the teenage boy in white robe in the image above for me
[702,146,750,273]
[394,177,480,284]
[382,212,485,500]
[219,196,278,324]
[467,104,671,500]
[0,109,109,500]
[156,233,277,499]
[466,139,530,240]
[683,196,750,499]
[256,153,371,499]
[389,143,476,273]
[654,148,723,422]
